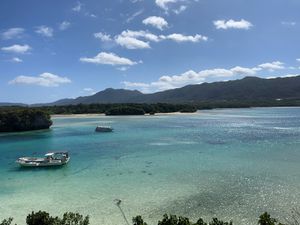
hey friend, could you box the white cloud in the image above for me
[114,30,158,49]
[83,88,94,92]
[173,5,187,14]
[1,44,31,54]
[35,26,54,37]
[267,74,300,79]
[280,74,299,78]
[281,21,296,26]
[143,16,168,30]
[124,68,237,91]
[122,60,295,92]
[9,72,71,87]
[118,30,161,42]
[115,35,150,49]
[80,52,139,66]
[11,57,23,63]
[126,9,144,23]
[88,13,97,18]
[230,66,258,75]
[72,1,82,12]
[122,64,266,92]
[1,28,25,40]
[162,33,208,42]
[258,61,284,71]
[214,19,253,30]
[123,81,150,88]
[296,58,300,62]
[96,29,208,49]
[117,66,130,71]
[83,88,96,95]
[94,32,112,42]
[59,21,71,30]
[155,0,177,10]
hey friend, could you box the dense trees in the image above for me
[0,108,52,132]
[1,99,300,132]
[0,103,199,116]
[105,106,146,115]
[1,211,290,225]
[40,103,198,115]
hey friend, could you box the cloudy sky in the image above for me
[1,0,300,103]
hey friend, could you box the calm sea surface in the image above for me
[1,108,300,225]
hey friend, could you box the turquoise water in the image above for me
[1,108,300,225]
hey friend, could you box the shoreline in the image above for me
[51,111,198,118]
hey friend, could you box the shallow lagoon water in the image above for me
[1,108,300,225]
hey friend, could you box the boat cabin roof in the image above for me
[45,151,68,156]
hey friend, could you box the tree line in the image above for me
[1,211,292,225]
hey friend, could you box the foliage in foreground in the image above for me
[1,211,295,225]
[1,211,89,225]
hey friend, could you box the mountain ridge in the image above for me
[2,76,300,106]
[49,76,300,105]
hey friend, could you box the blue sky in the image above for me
[1,0,300,103]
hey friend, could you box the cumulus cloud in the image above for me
[118,30,161,42]
[96,30,208,49]
[114,30,160,49]
[214,19,253,30]
[258,61,284,71]
[1,28,25,40]
[122,62,278,92]
[80,52,139,66]
[230,66,259,75]
[59,21,71,30]
[162,33,208,42]
[115,35,150,49]
[124,66,257,92]
[9,72,71,87]
[94,32,113,42]
[143,16,168,30]
[296,58,300,62]
[1,44,31,54]
[35,26,54,37]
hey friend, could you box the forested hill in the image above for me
[47,76,300,105]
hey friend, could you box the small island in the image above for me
[0,108,52,132]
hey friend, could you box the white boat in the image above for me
[16,152,70,167]
[95,126,113,132]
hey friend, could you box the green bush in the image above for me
[133,216,147,225]
[0,218,15,225]
[258,212,285,225]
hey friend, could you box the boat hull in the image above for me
[95,127,113,132]
[16,157,70,167]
